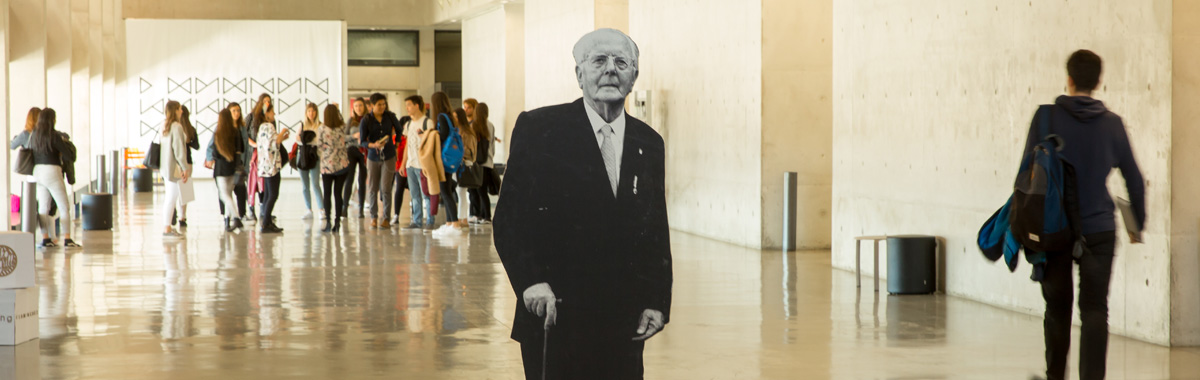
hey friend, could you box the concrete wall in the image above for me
[833,0,1172,344]
[1171,0,1200,346]
[629,0,764,248]
[761,0,832,250]
[462,4,524,164]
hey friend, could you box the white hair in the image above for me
[572,28,639,69]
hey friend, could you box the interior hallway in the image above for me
[12,180,1199,379]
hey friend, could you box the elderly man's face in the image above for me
[576,38,637,105]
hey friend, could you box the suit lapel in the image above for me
[565,100,615,201]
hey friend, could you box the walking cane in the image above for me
[541,322,550,380]
[542,299,560,380]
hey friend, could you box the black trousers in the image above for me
[468,187,491,220]
[260,175,281,224]
[322,171,349,221]
[393,174,407,217]
[216,172,248,217]
[342,148,367,215]
[520,330,645,380]
[1042,231,1116,380]
[440,178,459,223]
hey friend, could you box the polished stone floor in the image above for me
[8,179,1200,379]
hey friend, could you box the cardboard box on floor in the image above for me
[0,286,37,346]
[0,232,34,290]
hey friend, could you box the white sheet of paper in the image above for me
[1115,197,1140,240]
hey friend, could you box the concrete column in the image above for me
[87,0,102,188]
[70,0,90,191]
[112,0,126,154]
[9,0,47,201]
[46,0,70,139]
[101,0,115,151]
[523,0,594,110]
[593,0,627,32]
[759,0,832,250]
[419,27,436,97]
[0,1,11,228]
[500,3,524,163]
[1171,0,1200,346]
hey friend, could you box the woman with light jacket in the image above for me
[160,101,191,238]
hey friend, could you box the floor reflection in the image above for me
[5,180,1196,379]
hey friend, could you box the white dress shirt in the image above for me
[584,102,626,182]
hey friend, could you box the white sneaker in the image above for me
[320,210,328,221]
[432,224,464,238]
[303,210,314,220]
[390,216,399,225]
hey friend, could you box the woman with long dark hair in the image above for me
[453,107,475,224]
[10,107,57,242]
[206,102,251,223]
[27,108,80,247]
[343,97,368,218]
[468,102,494,223]
[160,101,190,238]
[247,93,272,220]
[300,103,324,220]
[255,103,289,233]
[430,92,464,229]
[211,109,246,232]
[318,104,351,232]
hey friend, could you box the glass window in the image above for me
[348,30,419,66]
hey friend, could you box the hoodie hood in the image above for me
[1055,95,1109,122]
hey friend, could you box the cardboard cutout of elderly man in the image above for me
[494,28,673,380]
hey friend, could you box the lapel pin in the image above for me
[638,148,643,155]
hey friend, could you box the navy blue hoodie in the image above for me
[1022,96,1146,235]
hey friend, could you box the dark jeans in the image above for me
[217,172,248,217]
[342,148,367,215]
[1042,231,1116,380]
[322,171,349,221]
[440,178,458,223]
[520,329,644,380]
[260,175,281,225]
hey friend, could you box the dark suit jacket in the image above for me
[494,98,672,343]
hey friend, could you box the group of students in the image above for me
[9,107,82,248]
[155,91,498,236]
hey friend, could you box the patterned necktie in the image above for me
[599,124,618,196]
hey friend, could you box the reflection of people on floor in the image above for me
[494,29,672,380]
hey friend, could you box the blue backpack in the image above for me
[990,104,1083,281]
[439,113,465,174]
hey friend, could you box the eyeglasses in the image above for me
[589,54,631,71]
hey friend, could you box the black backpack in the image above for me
[296,130,319,170]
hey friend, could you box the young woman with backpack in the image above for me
[299,103,324,221]
[429,92,465,229]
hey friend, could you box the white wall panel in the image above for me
[125,19,345,178]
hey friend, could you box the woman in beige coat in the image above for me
[160,101,191,238]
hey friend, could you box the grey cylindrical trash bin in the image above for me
[82,193,113,230]
[886,235,937,294]
[132,167,153,192]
